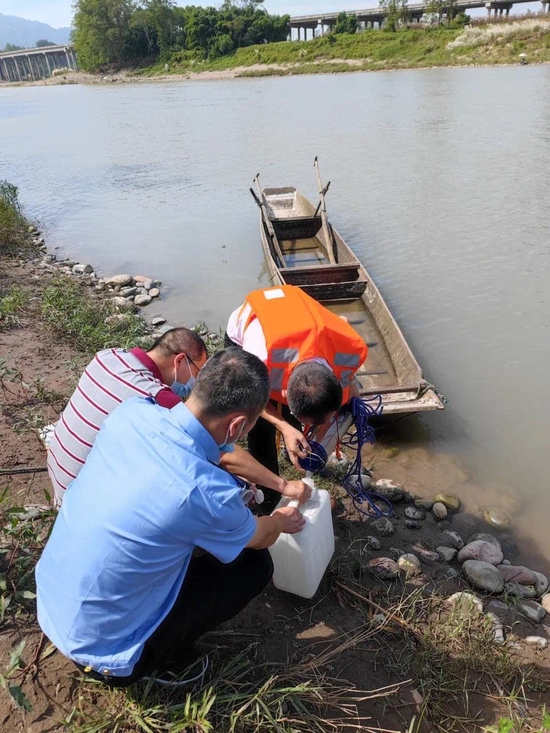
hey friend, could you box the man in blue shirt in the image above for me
[36,348,304,687]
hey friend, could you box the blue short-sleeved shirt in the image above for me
[35,397,256,677]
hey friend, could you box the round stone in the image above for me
[518,600,547,624]
[434,492,460,512]
[466,533,501,550]
[105,274,133,287]
[483,507,512,530]
[398,554,422,577]
[534,572,549,597]
[433,502,448,521]
[349,474,371,491]
[446,591,483,616]
[504,583,537,599]
[372,479,405,503]
[372,517,395,537]
[405,506,426,521]
[541,594,550,614]
[437,546,457,562]
[462,560,504,593]
[111,296,135,311]
[412,546,439,564]
[458,541,504,566]
[414,500,434,511]
[135,294,153,307]
[405,520,422,529]
[451,513,480,537]
[440,530,464,550]
[365,536,381,551]
[367,557,400,581]
[149,288,160,298]
[525,636,548,650]
[151,317,166,326]
[497,565,538,586]
[143,279,154,290]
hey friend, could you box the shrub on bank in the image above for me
[0,181,28,255]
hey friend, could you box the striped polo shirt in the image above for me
[47,348,180,506]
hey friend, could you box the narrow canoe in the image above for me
[256,185,444,416]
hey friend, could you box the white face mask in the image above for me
[218,420,245,452]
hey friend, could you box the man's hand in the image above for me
[281,479,312,505]
[281,424,310,469]
[272,506,305,534]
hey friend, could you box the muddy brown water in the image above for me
[1,66,549,565]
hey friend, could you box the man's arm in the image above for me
[220,445,312,504]
[246,506,305,549]
[260,402,310,469]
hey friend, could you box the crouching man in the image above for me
[35,348,304,688]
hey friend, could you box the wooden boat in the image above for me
[251,164,444,417]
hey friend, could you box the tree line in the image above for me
[1,40,57,52]
[72,0,291,71]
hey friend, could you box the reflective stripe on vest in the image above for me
[334,352,361,368]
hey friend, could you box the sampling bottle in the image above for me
[269,476,335,599]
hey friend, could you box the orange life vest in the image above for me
[243,285,368,405]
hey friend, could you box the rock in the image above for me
[504,583,537,599]
[364,536,380,551]
[95,284,106,292]
[372,517,395,537]
[142,279,153,290]
[404,506,425,521]
[72,263,93,275]
[414,500,434,511]
[501,559,511,565]
[104,314,129,326]
[466,533,501,550]
[398,554,422,577]
[405,520,421,529]
[111,296,135,311]
[367,557,400,581]
[410,544,438,563]
[462,560,504,593]
[120,286,137,297]
[446,592,483,616]
[153,279,162,286]
[401,491,414,504]
[432,502,448,521]
[151,316,166,327]
[486,612,505,643]
[133,275,152,283]
[135,294,153,307]
[28,225,37,233]
[372,613,387,627]
[518,600,547,624]
[440,530,464,550]
[458,541,504,566]
[390,547,405,560]
[486,599,512,623]
[534,573,549,597]
[483,507,512,530]
[438,520,452,531]
[525,636,548,650]
[451,513,479,538]
[149,288,160,298]
[500,536,519,561]
[372,479,405,503]
[349,474,371,491]
[541,594,550,614]
[434,492,460,512]
[497,565,538,586]
[106,274,133,287]
[436,567,459,581]
[437,546,458,563]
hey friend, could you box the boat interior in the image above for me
[262,187,402,394]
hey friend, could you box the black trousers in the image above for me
[77,548,273,687]
[224,333,302,513]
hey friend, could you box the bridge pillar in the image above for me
[542,0,549,12]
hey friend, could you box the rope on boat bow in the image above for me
[340,396,393,518]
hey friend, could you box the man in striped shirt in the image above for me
[47,328,208,506]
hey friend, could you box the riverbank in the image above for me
[2,190,550,731]
[2,18,550,88]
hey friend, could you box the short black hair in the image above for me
[150,328,206,362]
[287,362,342,424]
[193,347,269,419]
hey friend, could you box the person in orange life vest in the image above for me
[225,285,368,511]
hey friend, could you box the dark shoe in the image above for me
[142,650,209,688]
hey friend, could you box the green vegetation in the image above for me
[41,277,150,353]
[139,17,550,78]
[73,0,290,71]
[0,286,28,329]
[0,181,29,256]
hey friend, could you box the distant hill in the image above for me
[0,13,71,50]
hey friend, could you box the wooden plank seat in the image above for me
[280,263,365,286]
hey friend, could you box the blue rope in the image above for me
[340,396,393,518]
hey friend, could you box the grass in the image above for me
[0,181,32,257]
[41,277,151,353]
[0,285,28,329]
[138,17,550,79]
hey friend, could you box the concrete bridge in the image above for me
[290,0,550,37]
[0,44,78,82]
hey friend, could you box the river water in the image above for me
[1,67,549,561]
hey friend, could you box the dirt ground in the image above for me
[1,254,550,732]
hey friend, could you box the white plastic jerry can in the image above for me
[269,478,335,599]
